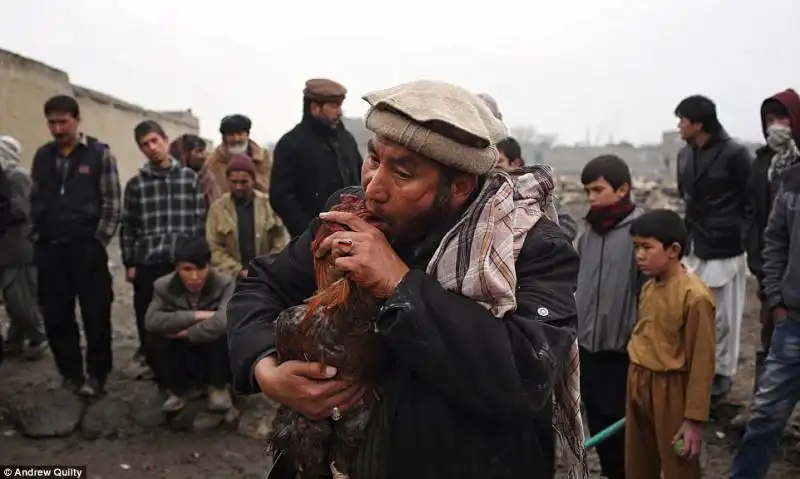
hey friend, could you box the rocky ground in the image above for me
[1,180,798,478]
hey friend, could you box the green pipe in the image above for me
[584,418,626,449]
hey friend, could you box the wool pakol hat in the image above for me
[363,80,508,174]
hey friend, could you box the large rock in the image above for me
[81,397,129,440]
[237,396,279,440]
[17,389,85,437]
[130,389,165,430]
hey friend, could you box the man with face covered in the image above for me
[732,88,800,429]
[269,79,363,237]
[228,80,584,478]
[204,114,271,197]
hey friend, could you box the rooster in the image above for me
[268,194,387,478]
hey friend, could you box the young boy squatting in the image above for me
[625,209,716,479]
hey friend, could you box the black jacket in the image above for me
[269,115,362,237]
[228,188,579,479]
[30,135,119,244]
[744,147,783,282]
[677,132,752,260]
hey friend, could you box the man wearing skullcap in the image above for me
[229,80,584,478]
[269,78,363,237]
[204,114,271,198]
[206,154,288,279]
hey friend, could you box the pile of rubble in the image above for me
[556,176,684,214]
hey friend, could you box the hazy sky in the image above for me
[2,0,799,145]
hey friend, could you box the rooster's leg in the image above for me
[330,403,372,474]
[268,405,334,478]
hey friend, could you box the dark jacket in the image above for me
[30,135,121,245]
[145,269,235,343]
[745,89,800,282]
[677,131,752,260]
[762,164,800,313]
[0,166,34,265]
[269,115,362,237]
[228,187,579,479]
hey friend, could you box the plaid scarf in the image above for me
[426,165,587,478]
[766,123,800,180]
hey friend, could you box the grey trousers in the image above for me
[0,265,46,345]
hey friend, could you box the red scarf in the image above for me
[585,197,635,235]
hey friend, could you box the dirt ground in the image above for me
[1,234,799,478]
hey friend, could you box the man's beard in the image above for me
[319,116,340,130]
[227,142,248,155]
[375,185,458,243]
[232,190,253,202]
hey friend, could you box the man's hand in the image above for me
[773,306,789,322]
[239,269,249,279]
[194,310,215,321]
[316,211,409,298]
[169,329,188,339]
[673,419,703,460]
[126,267,136,283]
[254,356,365,420]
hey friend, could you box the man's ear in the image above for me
[668,242,683,259]
[617,183,630,198]
[451,174,478,204]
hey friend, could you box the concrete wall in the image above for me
[0,48,200,182]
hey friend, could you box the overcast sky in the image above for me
[2,0,799,145]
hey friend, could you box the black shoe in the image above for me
[78,376,106,398]
[3,341,23,358]
[62,377,84,394]
[22,342,48,361]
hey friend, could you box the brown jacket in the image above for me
[206,190,288,277]
[203,140,271,196]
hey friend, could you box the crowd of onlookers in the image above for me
[0,78,799,479]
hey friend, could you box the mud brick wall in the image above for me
[0,48,200,182]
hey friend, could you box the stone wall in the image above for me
[0,48,200,182]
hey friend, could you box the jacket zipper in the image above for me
[590,235,606,349]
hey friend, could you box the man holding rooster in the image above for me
[228,80,583,479]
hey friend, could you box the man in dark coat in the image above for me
[228,80,581,479]
[30,95,121,397]
[675,94,752,400]
[733,88,800,428]
[269,78,363,237]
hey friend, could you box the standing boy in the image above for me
[625,209,716,479]
[120,120,206,384]
[576,154,644,479]
[730,164,800,478]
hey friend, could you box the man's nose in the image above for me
[364,169,389,203]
